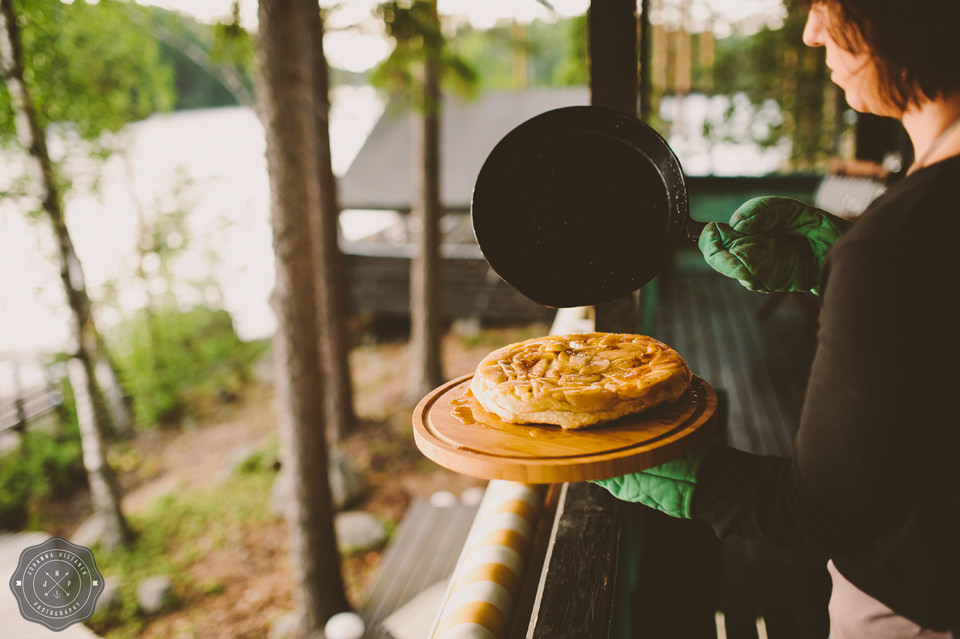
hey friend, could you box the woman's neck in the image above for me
[902,90,960,173]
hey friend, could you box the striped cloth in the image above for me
[430,481,546,639]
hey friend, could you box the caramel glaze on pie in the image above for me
[469,332,692,429]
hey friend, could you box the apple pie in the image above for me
[469,332,692,429]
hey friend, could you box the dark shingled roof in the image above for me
[338,87,590,212]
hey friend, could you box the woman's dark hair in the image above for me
[816,0,960,110]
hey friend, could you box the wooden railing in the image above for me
[0,385,62,433]
[0,355,63,445]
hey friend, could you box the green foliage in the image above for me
[0,455,31,530]
[449,15,588,90]
[0,0,176,224]
[554,14,588,86]
[127,166,197,310]
[371,0,479,108]
[210,1,254,71]
[710,5,837,170]
[234,437,280,475]
[0,0,175,145]
[107,306,268,428]
[137,3,256,109]
[0,422,85,531]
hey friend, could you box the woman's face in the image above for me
[802,3,899,117]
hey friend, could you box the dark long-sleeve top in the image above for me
[691,155,960,632]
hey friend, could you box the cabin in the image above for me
[337,87,598,327]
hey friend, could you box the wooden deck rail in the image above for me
[0,385,62,434]
[0,355,63,438]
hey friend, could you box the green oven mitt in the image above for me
[698,197,853,295]
[590,439,718,519]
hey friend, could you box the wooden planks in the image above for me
[524,482,621,639]
[359,498,480,639]
[652,252,817,457]
[650,254,830,638]
[345,253,556,325]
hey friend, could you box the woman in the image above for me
[593,1,960,636]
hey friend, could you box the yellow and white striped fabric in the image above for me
[430,481,546,639]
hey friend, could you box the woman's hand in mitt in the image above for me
[590,439,718,519]
[698,196,853,294]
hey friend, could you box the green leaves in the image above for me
[0,422,85,531]
[107,306,267,428]
[372,0,478,108]
[0,0,174,144]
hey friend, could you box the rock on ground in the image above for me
[137,575,174,615]
[335,511,388,553]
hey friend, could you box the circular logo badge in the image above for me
[8,536,105,631]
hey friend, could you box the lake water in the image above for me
[0,88,788,394]
[0,85,384,393]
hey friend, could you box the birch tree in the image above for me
[0,0,158,440]
[0,0,171,549]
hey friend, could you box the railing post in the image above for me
[44,361,66,433]
[12,359,28,446]
[590,0,640,335]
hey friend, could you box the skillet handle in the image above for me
[683,218,709,243]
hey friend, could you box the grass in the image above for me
[87,464,278,638]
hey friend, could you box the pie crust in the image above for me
[469,332,692,429]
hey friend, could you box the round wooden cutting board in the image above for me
[413,373,718,484]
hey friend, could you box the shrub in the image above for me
[0,425,85,531]
[0,456,31,530]
[107,306,269,428]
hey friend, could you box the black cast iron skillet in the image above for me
[471,105,701,309]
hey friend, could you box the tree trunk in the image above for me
[257,0,350,633]
[1,0,132,548]
[305,1,355,443]
[407,0,445,402]
[639,0,652,122]
[67,358,131,551]
[91,343,135,436]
